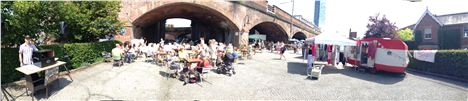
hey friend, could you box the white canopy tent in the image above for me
[311,33,356,46]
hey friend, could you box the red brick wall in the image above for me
[114,26,133,43]
[415,13,440,44]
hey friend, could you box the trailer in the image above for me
[346,38,409,73]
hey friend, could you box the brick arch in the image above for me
[247,21,289,42]
[131,2,240,39]
[292,31,307,40]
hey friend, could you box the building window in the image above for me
[465,25,468,38]
[464,31,468,38]
[266,5,275,14]
[424,28,432,39]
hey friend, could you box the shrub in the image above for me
[1,40,121,84]
[404,41,418,50]
[408,50,468,79]
[1,48,22,84]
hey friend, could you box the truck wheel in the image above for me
[399,73,407,77]
[370,68,378,74]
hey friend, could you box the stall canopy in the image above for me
[312,33,356,46]
[248,34,266,40]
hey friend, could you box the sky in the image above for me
[167,0,468,38]
[269,0,468,38]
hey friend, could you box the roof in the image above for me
[412,9,468,29]
[412,9,443,30]
[435,12,468,25]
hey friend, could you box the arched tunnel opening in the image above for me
[292,32,307,41]
[248,22,288,44]
[132,3,239,44]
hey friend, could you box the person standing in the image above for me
[306,43,316,72]
[19,35,39,66]
[339,47,346,66]
[279,42,286,60]
[327,45,332,64]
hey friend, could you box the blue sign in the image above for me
[120,28,126,35]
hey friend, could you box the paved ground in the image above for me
[4,50,468,100]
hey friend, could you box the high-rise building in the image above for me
[314,0,326,28]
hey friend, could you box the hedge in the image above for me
[1,40,121,84]
[438,28,461,49]
[407,50,468,79]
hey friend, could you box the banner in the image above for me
[413,50,437,63]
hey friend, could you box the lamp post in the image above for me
[291,0,295,34]
[279,0,295,36]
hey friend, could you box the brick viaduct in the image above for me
[115,0,321,46]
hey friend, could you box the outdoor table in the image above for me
[156,52,168,59]
[184,58,202,83]
[186,51,198,58]
[15,61,72,99]
[186,58,202,67]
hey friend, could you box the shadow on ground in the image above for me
[159,71,170,78]
[287,62,307,75]
[29,78,73,100]
[406,70,468,89]
[287,61,404,84]
[339,67,405,84]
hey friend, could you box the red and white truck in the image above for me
[346,38,410,73]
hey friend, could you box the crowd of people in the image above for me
[111,38,240,84]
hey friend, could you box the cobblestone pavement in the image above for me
[4,50,467,100]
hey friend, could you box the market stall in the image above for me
[306,33,356,66]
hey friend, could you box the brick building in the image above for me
[409,9,468,49]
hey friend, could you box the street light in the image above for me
[278,0,295,35]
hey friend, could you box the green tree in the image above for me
[398,28,414,41]
[1,1,123,47]
[364,14,399,39]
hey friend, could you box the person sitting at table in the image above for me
[19,35,39,66]
[178,48,188,61]
[128,45,137,62]
[124,45,134,63]
[144,43,154,62]
[156,44,166,63]
[112,44,124,66]
[195,56,210,77]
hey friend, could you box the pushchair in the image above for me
[102,51,112,62]
[216,53,236,76]
[167,57,184,79]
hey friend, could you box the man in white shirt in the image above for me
[19,35,38,66]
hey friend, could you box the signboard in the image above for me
[120,28,126,35]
